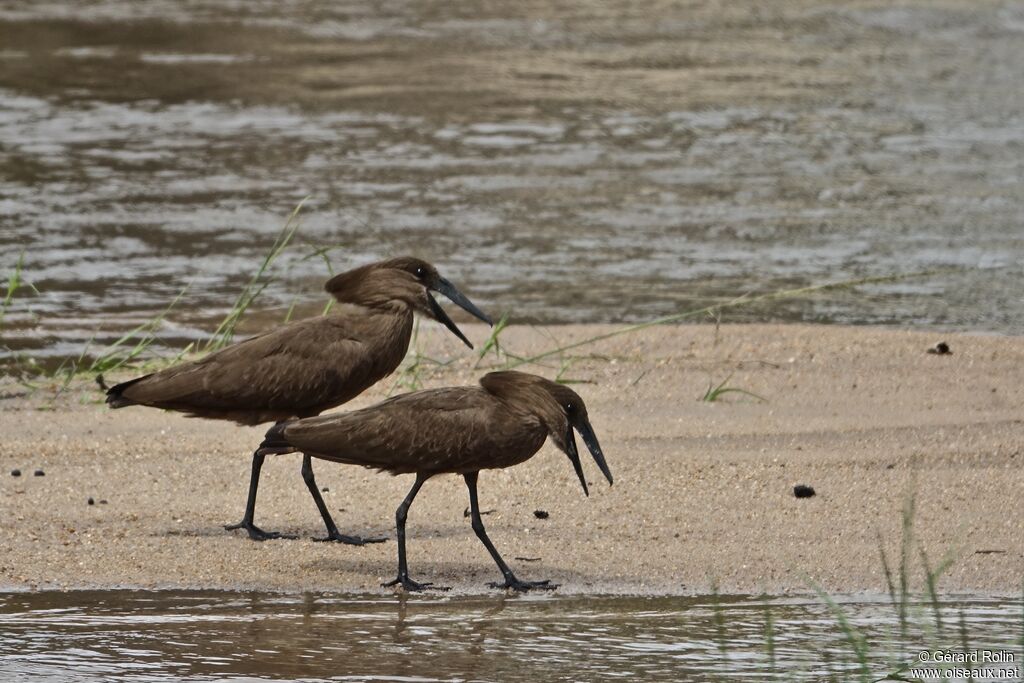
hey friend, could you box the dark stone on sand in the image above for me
[534,510,550,519]
[34,469,44,477]
[10,469,20,477]
[927,342,951,355]
[87,497,95,505]
[793,485,816,498]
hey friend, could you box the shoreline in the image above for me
[1,323,1022,596]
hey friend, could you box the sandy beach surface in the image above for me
[1,323,1021,596]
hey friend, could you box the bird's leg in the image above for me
[224,428,296,541]
[465,471,556,592]
[302,454,387,545]
[383,473,447,592]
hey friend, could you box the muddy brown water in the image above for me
[1,1,1023,364]
[0,590,1021,681]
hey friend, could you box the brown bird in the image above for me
[258,370,613,591]
[105,256,492,543]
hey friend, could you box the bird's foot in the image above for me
[383,575,450,592]
[488,577,557,592]
[314,531,388,545]
[224,520,296,541]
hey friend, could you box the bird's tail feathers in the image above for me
[256,420,298,456]
[105,375,151,408]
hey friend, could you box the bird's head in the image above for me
[325,256,492,348]
[481,371,613,496]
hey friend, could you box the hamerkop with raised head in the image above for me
[258,370,613,591]
[105,257,492,542]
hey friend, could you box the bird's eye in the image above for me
[565,402,577,415]
[414,266,427,279]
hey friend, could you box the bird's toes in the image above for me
[314,532,389,545]
[489,578,557,592]
[382,576,449,592]
[224,521,294,542]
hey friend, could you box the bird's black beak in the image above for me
[427,277,493,349]
[427,293,474,349]
[564,419,612,497]
[565,424,589,497]
[577,419,613,487]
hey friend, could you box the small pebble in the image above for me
[793,485,816,498]
[100,499,108,505]
[321,487,329,492]
[926,342,951,355]
[87,497,95,506]
[533,510,550,519]
[10,469,20,477]
[34,469,44,477]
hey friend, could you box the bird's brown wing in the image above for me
[118,316,383,422]
[282,388,544,475]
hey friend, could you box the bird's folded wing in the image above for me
[120,318,370,412]
[282,388,495,472]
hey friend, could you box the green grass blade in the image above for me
[505,269,964,371]
[88,284,190,375]
[810,583,871,683]
[474,311,511,368]
[204,196,309,351]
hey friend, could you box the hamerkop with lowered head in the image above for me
[105,257,492,542]
[257,370,613,591]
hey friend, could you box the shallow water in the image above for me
[0,591,1021,682]
[1,1,1023,362]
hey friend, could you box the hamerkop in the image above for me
[105,257,492,542]
[258,370,613,591]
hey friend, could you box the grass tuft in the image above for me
[474,312,511,368]
[0,251,39,327]
[810,584,871,682]
[503,269,956,371]
[700,371,767,403]
[387,319,456,395]
[88,284,191,379]
[898,483,916,632]
[203,197,309,352]
[761,593,776,672]
[918,542,956,633]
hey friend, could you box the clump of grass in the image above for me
[2,198,332,396]
[700,371,767,403]
[898,484,916,631]
[0,251,38,327]
[203,197,309,352]
[388,319,456,394]
[347,267,961,391]
[553,356,593,385]
[503,269,959,371]
[87,199,315,380]
[0,252,43,387]
[918,543,956,633]
[474,312,511,368]
[297,240,348,317]
[709,580,728,655]
[761,593,776,672]
[810,584,871,682]
[1019,581,1024,649]
[877,529,899,617]
[89,285,191,381]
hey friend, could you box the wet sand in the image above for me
[1,323,1021,595]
